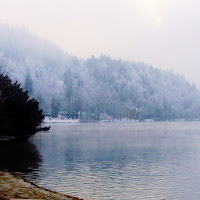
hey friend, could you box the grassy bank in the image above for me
[0,170,83,200]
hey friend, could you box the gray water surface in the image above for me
[2,121,200,199]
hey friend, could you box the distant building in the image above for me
[124,105,139,120]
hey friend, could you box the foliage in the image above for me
[51,96,60,118]
[0,74,44,139]
[62,56,200,120]
[0,23,200,120]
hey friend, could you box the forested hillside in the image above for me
[0,23,200,120]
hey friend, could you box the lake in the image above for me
[1,121,200,199]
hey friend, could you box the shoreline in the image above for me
[0,170,83,200]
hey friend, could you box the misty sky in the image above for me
[0,0,200,87]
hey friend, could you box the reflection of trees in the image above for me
[64,142,82,171]
[64,135,128,172]
[63,134,189,174]
[0,140,42,174]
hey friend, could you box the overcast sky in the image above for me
[0,0,200,87]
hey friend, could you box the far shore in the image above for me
[0,170,83,200]
[43,117,79,123]
[43,116,200,124]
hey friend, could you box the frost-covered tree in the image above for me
[0,22,200,120]
[64,69,73,101]
[24,69,33,94]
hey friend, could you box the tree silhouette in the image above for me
[0,74,44,139]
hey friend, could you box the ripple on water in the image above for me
[6,122,200,199]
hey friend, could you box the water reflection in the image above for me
[0,140,42,174]
[3,122,200,199]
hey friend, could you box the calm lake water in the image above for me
[1,121,200,199]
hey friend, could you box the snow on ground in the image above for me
[43,117,79,123]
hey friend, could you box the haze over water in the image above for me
[0,1,200,199]
[1,121,200,199]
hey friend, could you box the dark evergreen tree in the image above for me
[0,74,44,139]
[51,96,60,118]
